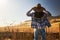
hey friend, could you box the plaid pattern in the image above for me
[27,12,51,29]
[31,18,51,29]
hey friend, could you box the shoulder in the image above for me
[33,7,36,9]
[41,7,45,10]
[32,7,36,9]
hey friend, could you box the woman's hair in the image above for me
[34,12,45,18]
[37,3,41,7]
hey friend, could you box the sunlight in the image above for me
[0,0,8,26]
[0,0,8,5]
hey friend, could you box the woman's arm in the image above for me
[42,7,51,17]
[26,8,33,16]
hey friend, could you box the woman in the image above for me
[26,3,51,40]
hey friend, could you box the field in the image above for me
[0,32,59,40]
[0,16,60,40]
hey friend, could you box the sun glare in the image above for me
[0,0,8,4]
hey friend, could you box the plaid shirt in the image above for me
[27,12,51,29]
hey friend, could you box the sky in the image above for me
[0,0,60,26]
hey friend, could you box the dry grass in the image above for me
[0,32,59,40]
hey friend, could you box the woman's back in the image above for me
[34,12,45,18]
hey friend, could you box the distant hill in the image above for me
[49,15,60,19]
